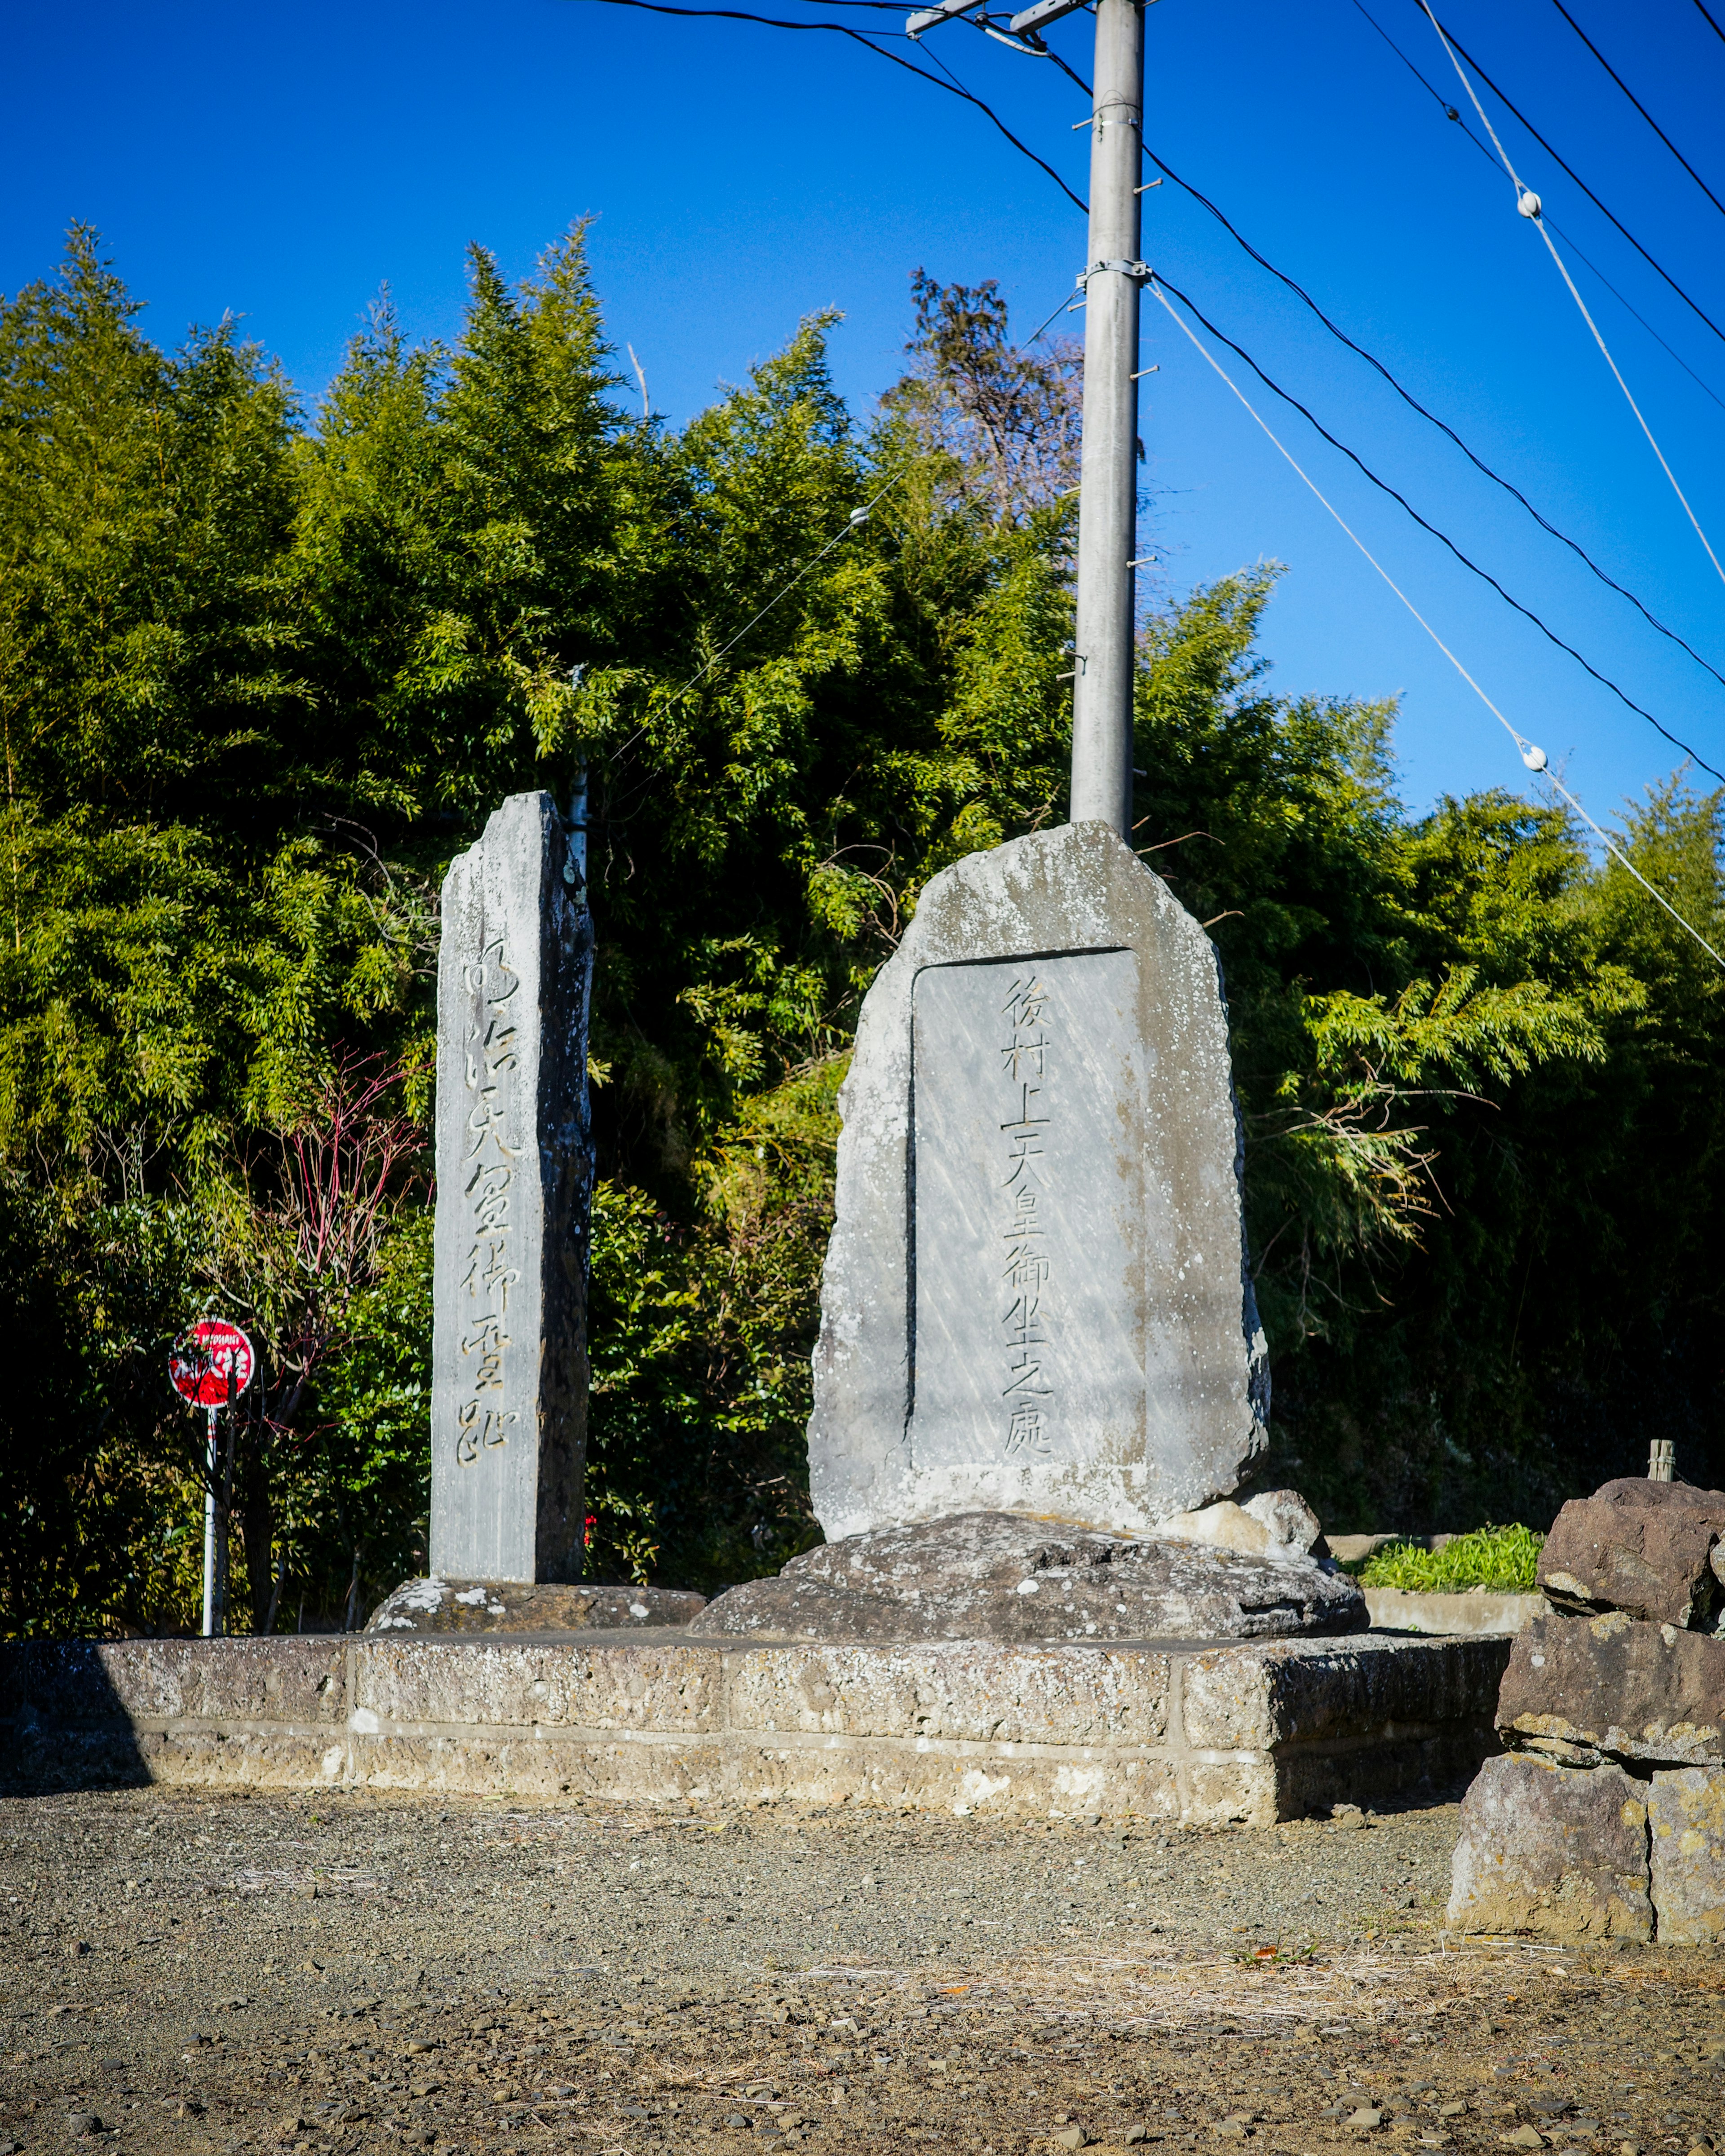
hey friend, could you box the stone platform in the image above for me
[2,1627,1508,1826]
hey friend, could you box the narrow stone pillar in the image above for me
[429,791,593,1583]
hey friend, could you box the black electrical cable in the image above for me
[1143,147,1725,696]
[581,0,1087,211]
[578,0,1721,777]
[1415,4,1725,354]
[1696,0,1725,47]
[1350,0,1725,416]
[1547,0,1725,227]
[1153,270,1725,782]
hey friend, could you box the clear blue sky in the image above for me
[7,0,1725,827]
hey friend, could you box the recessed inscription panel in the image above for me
[910,950,1147,1471]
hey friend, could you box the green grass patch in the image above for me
[1348,1523,1544,1593]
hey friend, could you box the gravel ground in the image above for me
[3,1787,1723,2156]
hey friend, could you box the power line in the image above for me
[1547,0,1725,227]
[1413,4,1725,355]
[1418,2,1725,598]
[1148,276,1725,972]
[1349,0,1725,418]
[1150,270,1725,782]
[1142,144,1725,698]
[1696,0,1725,48]
[578,0,1722,778]
[580,0,1087,210]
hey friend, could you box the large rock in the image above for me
[366,1578,705,1635]
[808,822,1268,1544]
[686,1511,1366,1644]
[1446,1750,1654,1940]
[1539,1478,1725,1630]
[1648,1767,1725,1945]
[1156,1489,1327,1561]
[1497,1609,1725,1768]
[429,792,594,1584]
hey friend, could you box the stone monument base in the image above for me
[3,1627,1506,1827]
[687,1511,1363,1644]
[366,1577,707,1635]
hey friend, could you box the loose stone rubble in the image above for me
[1447,1477,1725,1943]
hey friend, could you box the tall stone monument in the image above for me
[429,791,593,1584]
[808,818,1269,1543]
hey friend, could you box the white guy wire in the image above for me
[1417,1,1725,596]
[607,471,901,768]
[1148,277,1725,971]
[663,470,900,710]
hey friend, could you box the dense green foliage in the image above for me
[1,229,1720,1636]
[1350,1525,1545,1594]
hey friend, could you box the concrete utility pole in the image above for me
[906,0,1149,840]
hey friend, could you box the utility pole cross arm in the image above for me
[1008,0,1093,31]
[906,0,985,36]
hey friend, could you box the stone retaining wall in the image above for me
[2,1630,1507,1825]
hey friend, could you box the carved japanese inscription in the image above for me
[909,948,1148,1472]
[455,937,523,1468]
[429,791,592,1585]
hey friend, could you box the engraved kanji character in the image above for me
[1002,1245,1052,1291]
[1004,1405,1052,1457]
[1003,1347,1051,1398]
[1000,1082,1049,1133]
[1002,1292,1046,1346]
[1002,976,1052,1030]
[463,938,520,1005]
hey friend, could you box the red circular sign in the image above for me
[169,1319,256,1408]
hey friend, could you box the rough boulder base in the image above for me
[1497,1610,1725,1768]
[366,1577,706,1634]
[809,821,1268,1543]
[429,791,593,1586]
[1446,1751,1654,1940]
[1538,1478,1725,1630]
[686,1510,1365,1643]
[1647,1766,1725,1945]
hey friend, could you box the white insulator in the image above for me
[1517,190,1542,220]
[1521,742,1548,772]
[849,507,871,526]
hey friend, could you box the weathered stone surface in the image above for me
[1498,1610,1725,1768]
[686,1510,1365,1642]
[1183,1630,1508,1750]
[724,1641,1172,1745]
[3,1628,1499,1824]
[353,1639,721,1734]
[8,1640,346,1727]
[1648,1766,1725,1945]
[1539,1479,1725,1630]
[1157,1489,1326,1561]
[365,1577,704,1634]
[1446,1751,1654,1940]
[809,822,1268,1542]
[430,791,593,1584]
